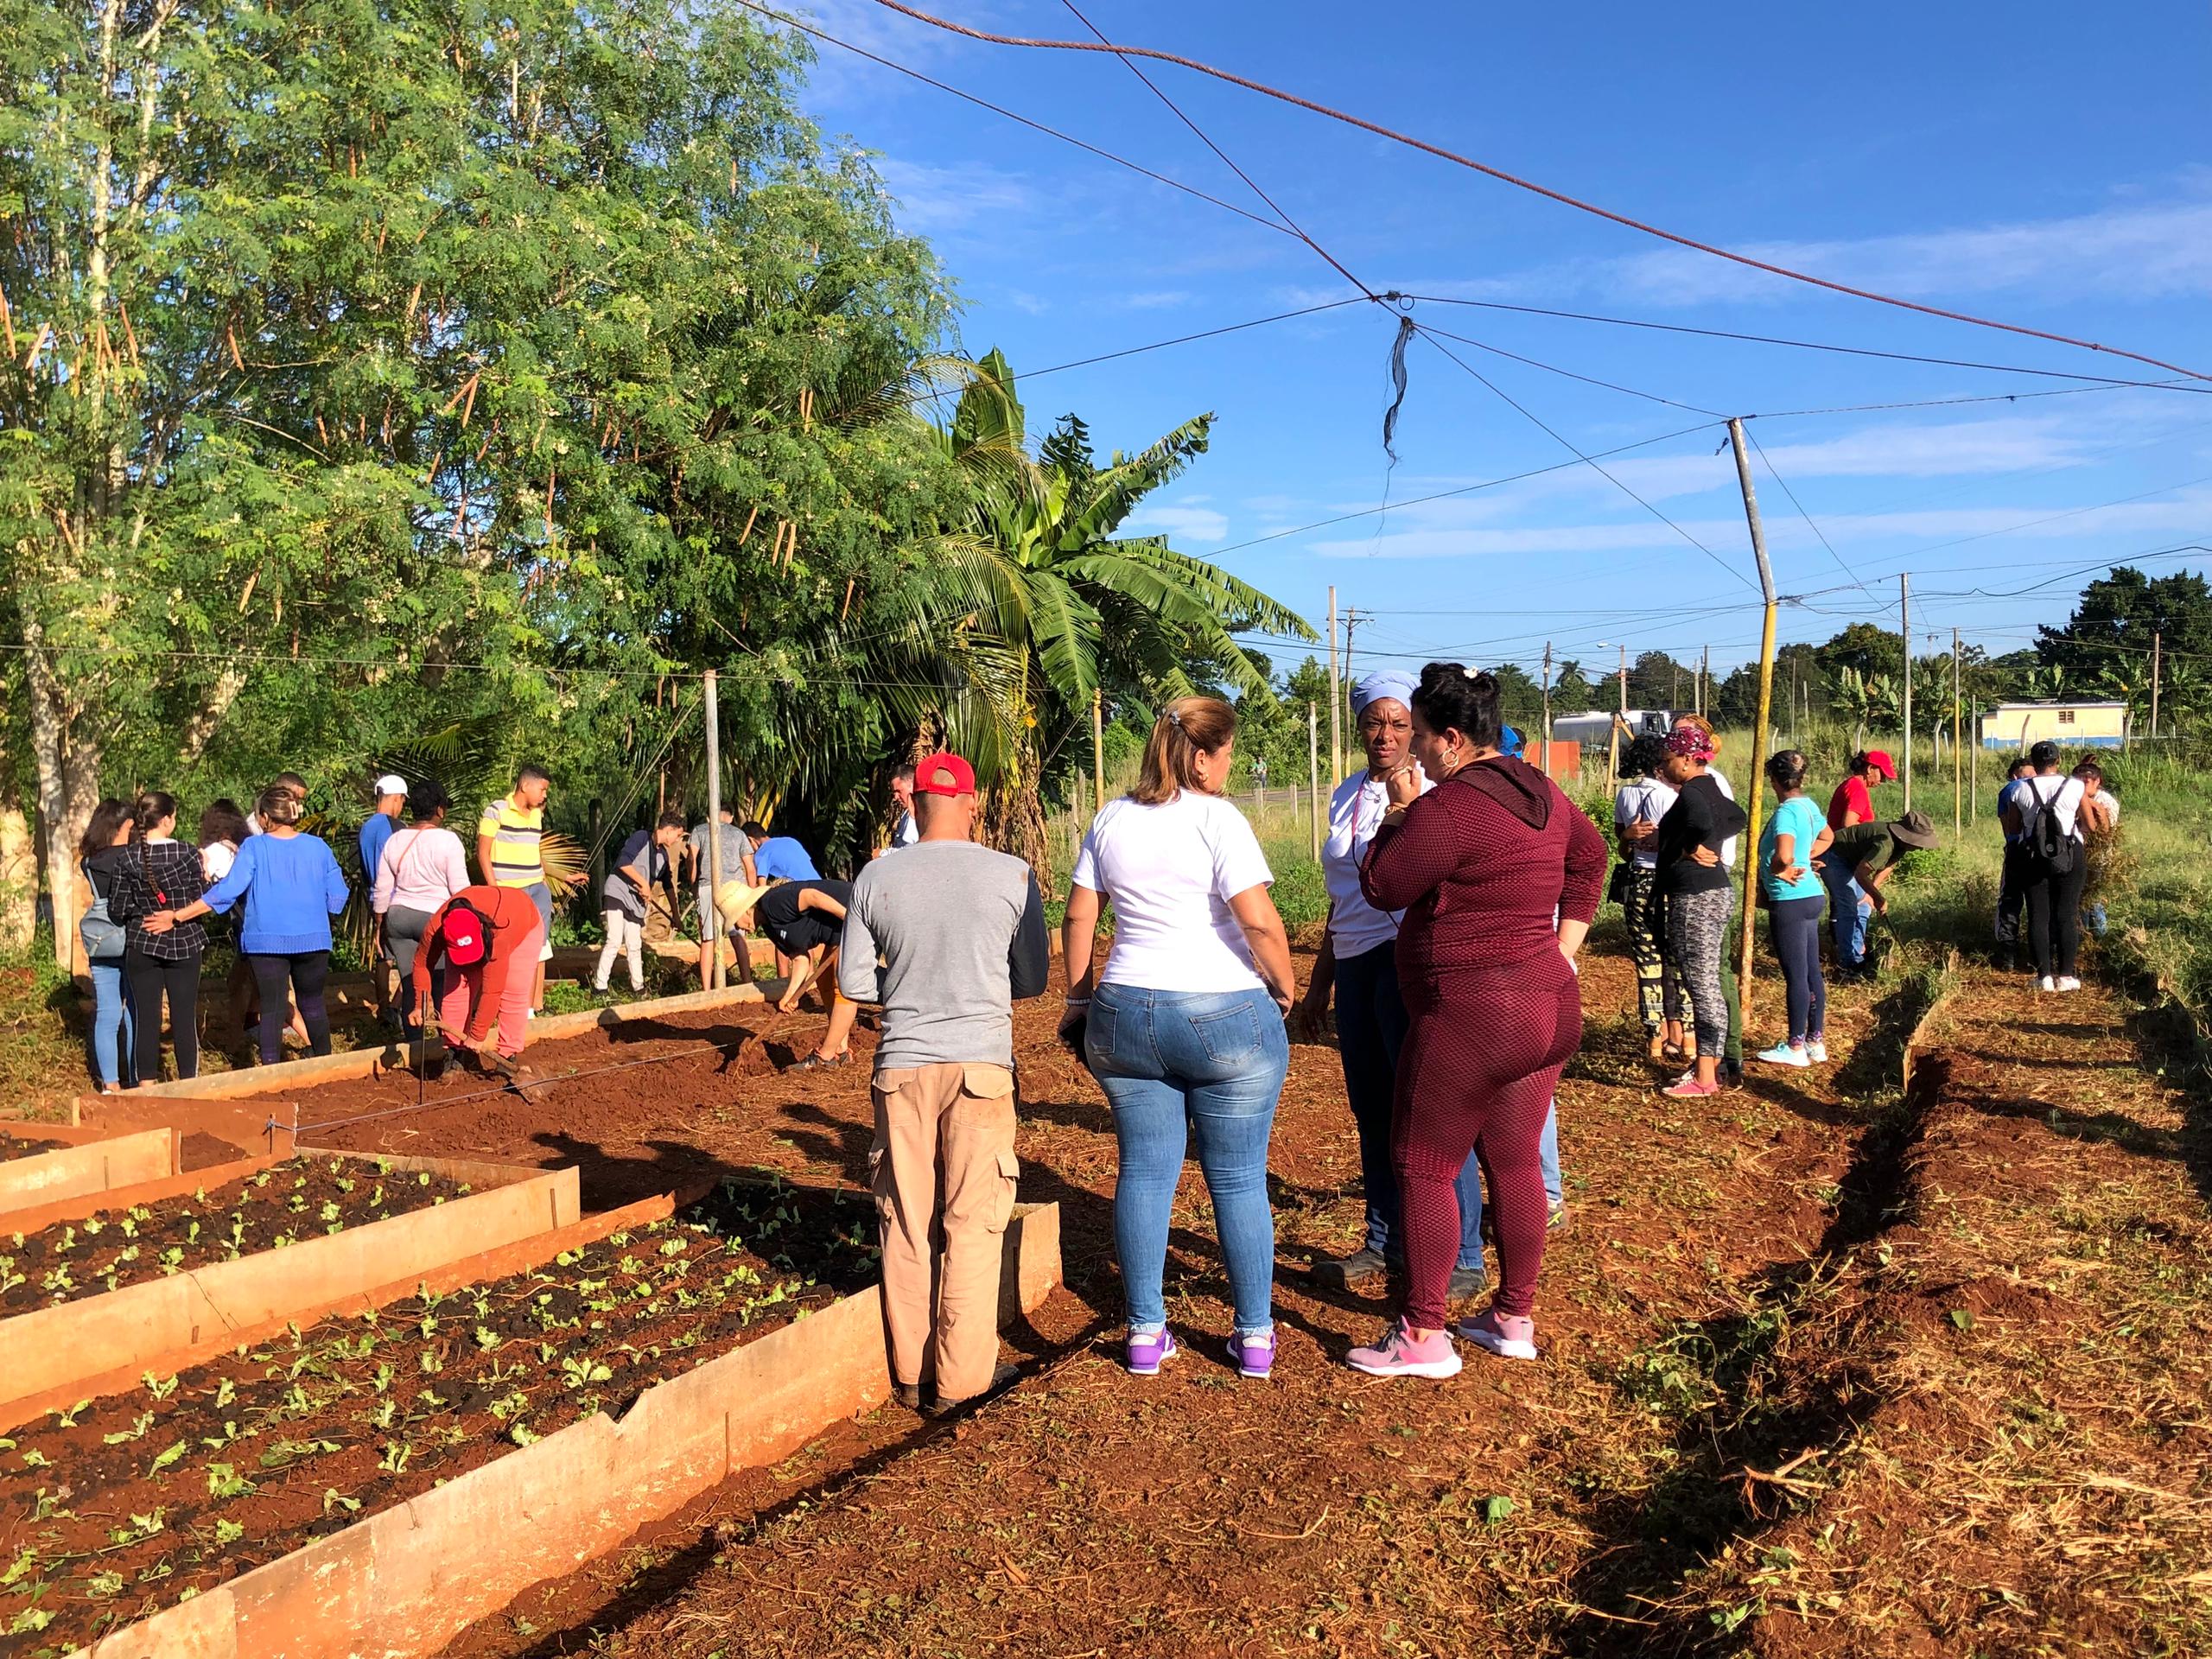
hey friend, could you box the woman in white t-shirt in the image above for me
[1062,697,1296,1382]
[2001,740,2088,991]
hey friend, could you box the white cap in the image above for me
[374,774,407,797]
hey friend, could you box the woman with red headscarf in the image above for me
[1652,723,1749,1099]
[1344,664,1606,1379]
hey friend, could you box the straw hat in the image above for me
[714,880,775,930]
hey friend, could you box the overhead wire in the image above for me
[1744,425,1867,594]
[861,0,2209,383]
[1409,325,1758,593]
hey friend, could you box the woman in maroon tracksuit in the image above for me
[1344,664,1606,1379]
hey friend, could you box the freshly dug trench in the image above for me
[0,1130,70,1161]
[0,1157,476,1315]
[0,1177,879,1655]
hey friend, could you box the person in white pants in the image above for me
[596,811,685,995]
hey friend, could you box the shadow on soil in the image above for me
[1555,963,1955,1655]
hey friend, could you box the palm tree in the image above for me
[915,352,1313,874]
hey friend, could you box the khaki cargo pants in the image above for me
[868,1062,1020,1404]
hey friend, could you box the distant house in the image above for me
[1978,699,2127,751]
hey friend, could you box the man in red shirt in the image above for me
[410,884,545,1076]
[1826,749,1895,832]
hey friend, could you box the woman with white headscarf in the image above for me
[1291,669,1491,1295]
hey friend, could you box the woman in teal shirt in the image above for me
[1756,750,1834,1068]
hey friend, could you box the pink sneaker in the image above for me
[1662,1076,1719,1098]
[1344,1319,1461,1379]
[1456,1306,1537,1360]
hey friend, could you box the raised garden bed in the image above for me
[2,1158,474,1316]
[0,1129,69,1160]
[1,1177,880,1655]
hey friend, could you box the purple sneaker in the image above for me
[1229,1331,1275,1379]
[1126,1328,1179,1376]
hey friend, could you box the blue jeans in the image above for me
[89,959,136,1088]
[1089,982,1288,1338]
[1457,1101,1563,1278]
[1334,942,1484,1269]
[1816,849,1870,967]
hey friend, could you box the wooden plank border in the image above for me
[70,1203,1063,1659]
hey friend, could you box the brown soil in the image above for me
[148,945,1893,1656]
[0,1157,474,1315]
[0,1180,877,1655]
[0,1131,69,1160]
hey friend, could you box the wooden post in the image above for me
[588,798,605,915]
[1090,689,1105,812]
[1307,699,1322,863]
[1951,627,1962,835]
[1326,587,1342,789]
[703,670,723,991]
[1541,641,1554,780]
[1899,573,1913,813]
[1611,642,1627,789]
[2151,630,2162,743]
[1726,418,1780,1027]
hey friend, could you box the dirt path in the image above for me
[261,945,1887,1659]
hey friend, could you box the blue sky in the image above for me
[788,0,2212,688]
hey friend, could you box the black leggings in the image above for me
[124,946,202,1083]
[249,950,332,1064]
[2021,860,2088,979]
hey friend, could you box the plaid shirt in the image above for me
[109,839,209,962]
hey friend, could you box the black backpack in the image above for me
[2021,779,2078,878]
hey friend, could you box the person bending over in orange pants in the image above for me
[410,884,545,1078]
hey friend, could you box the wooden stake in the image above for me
[1726,418,1780,1029]
[738,505,759,545]
[839,577,856,622]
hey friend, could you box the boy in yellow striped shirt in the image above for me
[478,765,552,1015]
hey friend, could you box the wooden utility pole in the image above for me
[703,669,724,990]
[1606,642,1627,789]
[1306,699,1321,862]
[2151,630,2163,742]
[1541,641,1554,779]
[1726,419,1780,1025]
[1951,627,1963,834]
[1700,645,1709,715]
[1090,688,1105,812]
[1326,586,1343,788]
[1899,573,1913,813]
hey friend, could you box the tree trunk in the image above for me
[980,773,1053,895]
[175,662,249,768]
[25,631,102,974]
[0,794,33,957]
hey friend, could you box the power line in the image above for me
[1408,318,1724,417]
[864,0,2211,384]
[1410,326,1758,593]
[1204,418,1726,557]
[1745,426,1866,594]
[1399,294,2212,397]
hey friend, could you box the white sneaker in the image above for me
[2056,976,2082,993]
[2036,976,2057,993]
[1755,1042,1810,1068]
[1805,1041,1828,1064]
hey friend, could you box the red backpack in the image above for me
[442,898,493,967]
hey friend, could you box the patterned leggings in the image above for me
[1622,863,1669,1033]
[1394,954,1581,1327]
[1668,886,1733,1061]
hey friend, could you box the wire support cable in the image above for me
[863,0,2210,383]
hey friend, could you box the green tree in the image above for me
[925,353,1311,872]
[1551,659,1596,715]
[1815,623,1905,686]
[2038,566,2212,681]
[1,0,966,949]
[1625,649,1691,711]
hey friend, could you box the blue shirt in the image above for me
[202,832,351,954]
[751,836,819,881]
[359,812,396,889]
[1997,778,2027,844]
[1759,796,1828,902]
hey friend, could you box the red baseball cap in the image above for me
[913,753,977,798]
[1862,749,1897,781]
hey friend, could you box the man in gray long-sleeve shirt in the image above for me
[838,752,1049,1414]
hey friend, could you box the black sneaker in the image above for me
[893,1381,925,1411]
[1447,1265,1487,1301]
[1315,1246,1389,1288]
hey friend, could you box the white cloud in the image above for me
[873,159,1036,235]
[1127,503,1230,545]
[1117,290,1195,309]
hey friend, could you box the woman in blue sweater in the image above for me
[150,785,349,1064]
